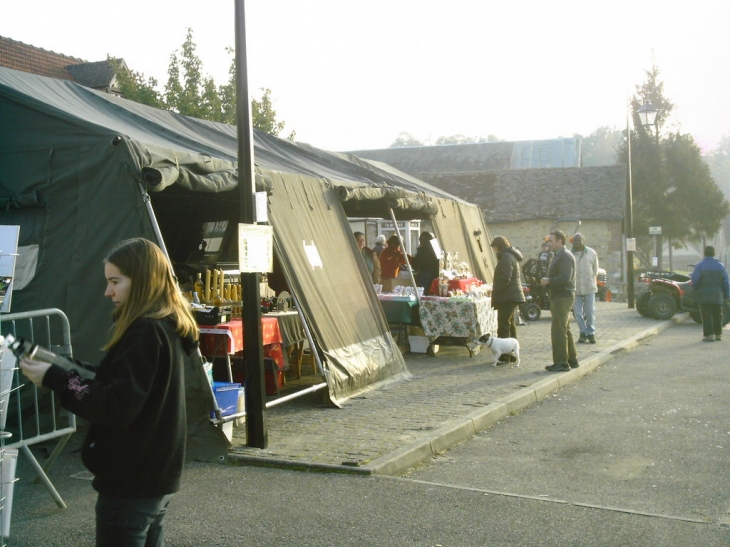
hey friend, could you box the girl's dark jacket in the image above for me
[43,317,197,498]
[492,246,526,305]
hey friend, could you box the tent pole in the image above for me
[388,207,421,305]
[235,0,268,448]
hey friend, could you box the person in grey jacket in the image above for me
[571,233,599,344]
[690,245,730,342]
[541,230,578,372]
[490,236,526,363]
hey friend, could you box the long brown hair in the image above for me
[103,238,198,350]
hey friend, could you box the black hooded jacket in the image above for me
[492,246,526,305]
[43,317,197,497]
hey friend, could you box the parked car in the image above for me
[636,277,730,324]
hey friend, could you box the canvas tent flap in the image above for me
[334,185,439,216]
[266,171,409,404]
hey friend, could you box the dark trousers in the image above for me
[495,302,519,339]
[700,303,723,337]
[96,493,174,547]
[550,295,577,365]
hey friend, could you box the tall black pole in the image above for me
[234,0,267,448]
[626,102,635,309]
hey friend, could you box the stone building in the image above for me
[351,140,629,297]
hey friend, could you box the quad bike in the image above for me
[519,258,550,321]
[636,278,730,324]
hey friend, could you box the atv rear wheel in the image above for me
[648,293,677,320]
[636,291,652,317]
[520,303,541,321]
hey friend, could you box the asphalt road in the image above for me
[9,319,730,546]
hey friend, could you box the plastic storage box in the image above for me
[211,381,242,417]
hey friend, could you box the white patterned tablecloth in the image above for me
[418,297,497,347]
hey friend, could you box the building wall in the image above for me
[487,218,626,297]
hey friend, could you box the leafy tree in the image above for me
[112,29,293,138]
[109,57,163,109]
[389,132,425,147]
[579,126,623,166]
[435,134,501,145]
[617,65,729,268]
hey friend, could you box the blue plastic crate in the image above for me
[211,382,242,418]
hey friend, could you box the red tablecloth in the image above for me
[199,317,284,369]
[429,277,482,296]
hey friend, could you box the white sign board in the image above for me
[238,224,273,273]
[0,226,20,313]
[255,191,268,224]
[649,226,662,235]
[626,238,636,252]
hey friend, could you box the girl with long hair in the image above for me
[21,238,199,547]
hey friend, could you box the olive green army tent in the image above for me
[0,66,495,405]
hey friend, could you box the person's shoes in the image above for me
[568,360,580,369]
[545,363,570,372]
[587,334,596,344]
[703,335,715,342]
[715,334,722,341]
[578,333,587,343]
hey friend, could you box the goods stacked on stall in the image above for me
[185,269,241,324]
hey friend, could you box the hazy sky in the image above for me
[3,1,728,152]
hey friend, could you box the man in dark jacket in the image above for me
[541,230,578,371]
[691,245,730,342]
[490,236,526,363]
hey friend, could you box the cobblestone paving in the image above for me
[229,302,675,468]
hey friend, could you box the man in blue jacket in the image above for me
[691,246,730,342]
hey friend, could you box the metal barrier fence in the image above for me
[1,308,76,512]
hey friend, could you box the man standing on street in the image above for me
[541,230,578,372]
[691,245,730,342]
[571,233,599,344]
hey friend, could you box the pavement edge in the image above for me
[365,314,685,476]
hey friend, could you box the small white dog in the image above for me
[477,333,521,367]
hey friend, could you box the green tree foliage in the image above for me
[435,134,501,145]
[389,132,425,147]
[390,133,501,147]
[617,65,729,268]
[112,29,293,138]
[579,126,623,166]
[109,57,163,109]
[705,133,730,197]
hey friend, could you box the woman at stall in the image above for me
[411,231,440,295]
[380,234,409,293]
[20,237,199,547]
[490,235,525,364]
[354,231,381,284]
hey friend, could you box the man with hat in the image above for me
[571,233,599,344]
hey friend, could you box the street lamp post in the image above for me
[626,101,659,309]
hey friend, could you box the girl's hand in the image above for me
[19,357,52,387]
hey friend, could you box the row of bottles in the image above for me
[188,270,243,308]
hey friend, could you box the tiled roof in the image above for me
[349,138,581,175]
[0,35,119,90]
[420,166,626,223]
[0,35,84,81]
[67,59,124,90]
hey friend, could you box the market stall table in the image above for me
[377,294,418,343]
[418,296,497,357]
[429,277,483,296]
[198,317,284,392]
[264,310,310,378]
